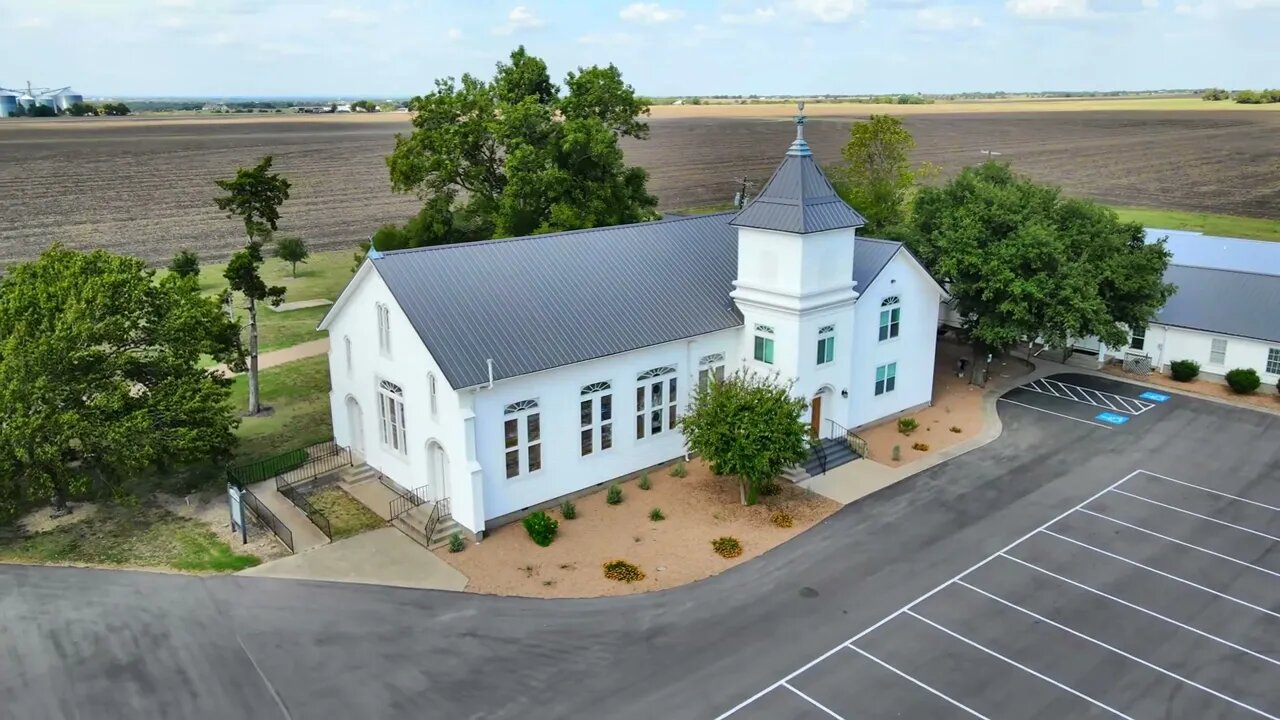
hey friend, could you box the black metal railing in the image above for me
[810,436,828,476]
[241,486,294,552]
[425,497,451,543]
[388,484,429,521]
[281,485,333,540]
[827,419,869,459]
[227,440,352,491]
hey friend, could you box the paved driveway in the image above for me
[3,375,1278,720]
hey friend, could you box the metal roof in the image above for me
[1155,264,1280,343]
[1146,228,1280,277]
[372,212,902,389]
[729,153,867,235]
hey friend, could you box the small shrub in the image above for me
[603,559,646,583]
[447,532,465,553]
[770,510,794,528]
[897,417,919,435]
[891,445,901,462]
[670,461,687,478]
[649,507,665,521]
[1225,368,1261,394]
[521,510,559,547]
[560,499,577,520]
[638,473,651,491]
[1169,359,1200,382]
[606,484,624,505]
[759,480,782,497]
[912,442,930,452]
[949,426,962,433]
[168,249,200,279]
[711,536,743,558]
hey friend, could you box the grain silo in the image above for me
[0,90,17,118]
[54,88,83,112]
[34,93,57,112]
[17,93,34,111]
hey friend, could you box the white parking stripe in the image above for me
[998,553,1280,669]
[845,645,992,720]
[957,581,1280,720]
[1109,489,1280,544]
[1138,472,1280,514]
[905,611,1136,719]
[1079,508,1280,581]
[781,683,846,719]
[1040,529,1280,621]
[1017,379,1155,415]
[998,398,1112,428]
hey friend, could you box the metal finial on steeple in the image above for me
[786,100,812,157]
[366,232,383,260]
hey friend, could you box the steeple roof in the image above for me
[729,102,867,235]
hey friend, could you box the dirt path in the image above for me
[212,338,329,378]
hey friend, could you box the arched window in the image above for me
[428,372,438,417]
[376,303,392,356]
[635,366,678,439]
[503,399,541,478]
[580,381,613,456]
[377,379,407,454]
[879,296,901,341]
[344,336,353,377]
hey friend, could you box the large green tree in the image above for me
[680,370,810,506]
[833,114,935,235]
[903,162,1174,382]
[0,247,242,518]
[215,156,290,415]
[384,46,657,248]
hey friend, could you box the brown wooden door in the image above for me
[810,396,822,438]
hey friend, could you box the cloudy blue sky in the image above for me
[0,0,1274,97]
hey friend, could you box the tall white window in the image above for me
[376,302,392,357]
[1130,326,1146,351]
[1209,338,1228,365]
[344,336,353,377]
[698,353,726,394]
[816,325,835,365]
[428,372,438,417]
[636,366,678,439]
[503,399,541,479]
[580,382,613,456]
[1268,348,1280,375]
[879,296,901,341]
[753,324,775,365]
[377,380,407,454]
[875,362,897,396]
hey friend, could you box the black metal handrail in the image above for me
[388,484,429,521]
[281,485,333,540]
[827,419,869,459]
[810,436,828,476]
[240,487,294,552]
[425,497,451,543]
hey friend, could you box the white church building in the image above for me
[318,112,946,537]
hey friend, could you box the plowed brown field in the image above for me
[2,108,1277,267]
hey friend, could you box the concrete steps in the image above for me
[801,438,859,477]
[392,503,461,550]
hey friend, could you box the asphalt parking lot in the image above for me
[1000,372,1173,430]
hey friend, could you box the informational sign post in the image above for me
[227,483,248,545]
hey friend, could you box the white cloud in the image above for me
[721,6,778,23]
[14,16,48,29]
[494,5,544,34]
[1006,0,1091,18]
[916,6,984,29]
[791,0,867,22]
[619,2,685,23]
[578,31,640,45]
[327,6,377,25]
[446,27,463,41]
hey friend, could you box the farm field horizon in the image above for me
[3,102,1279,267]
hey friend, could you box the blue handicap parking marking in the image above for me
[1095,412,1131,425]
[1139,391,1170,403]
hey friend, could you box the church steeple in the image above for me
[729,101,866,235]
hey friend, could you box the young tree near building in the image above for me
[833,114,936,235]
[168,248,201,278]
[383,45,656,253]
[680,371,810,506]
[215,156,291,415]
[274,236,309,277]
[903,162,1174,384]
[0,247,242,519]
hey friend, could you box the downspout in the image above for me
[486,358,494,389]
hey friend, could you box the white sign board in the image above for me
[227,483,247,544]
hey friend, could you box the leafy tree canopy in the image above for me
[168,248,201,278]
[214,156,292,242]
[385,45,657,246]
[833,114,935,235]
[902,162,1175,361]
[0,247,242,518]
[274,236,309,277]
[680,370,810,506]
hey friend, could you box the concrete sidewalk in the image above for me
[237,527,469,591]
[246,480,329,553]
[212,337,329,378]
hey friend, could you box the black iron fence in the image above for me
[425,497,452,543]
[240,486,294,552]
[827,419,869,459]
[281,484,333,541]
[388,484,429,521]
[226,440,351,491]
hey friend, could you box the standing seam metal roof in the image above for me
[1154,264,1280,343]
[729,152,867,235]
[372,212,901,389]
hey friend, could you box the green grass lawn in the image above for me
[1110,206,1280,243]
[0,504,260,573]
[307,487,386,540]
[228,354,334,462]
